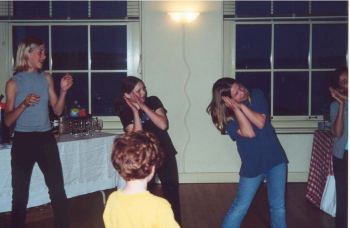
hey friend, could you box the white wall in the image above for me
[141,1,313,183]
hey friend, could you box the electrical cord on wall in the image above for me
[181,24,192,171]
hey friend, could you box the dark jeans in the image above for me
[333,152,348,228]
[156,154,181,225]
[11,131,69,228]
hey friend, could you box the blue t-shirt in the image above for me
[226,89,288,177]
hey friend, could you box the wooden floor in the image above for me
[0,183,334,228]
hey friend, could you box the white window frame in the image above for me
[224,18,348,133]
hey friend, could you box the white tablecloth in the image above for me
[0,132,125,213]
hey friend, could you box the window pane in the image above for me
[13,1,49,19]
[311,71,333,116]
[274,24,309,69]
[91,26,127,70]
[91,73,126,116]
[235,1,271,17]
[236,72,271,112]
[52,26,88,70]
[12,26,49,71]
[273,1,309,17]
[311,1,348,16]
[52,1,88,19]
[53,73,88,114]
[274,72,309,115]
[236,25,271,69]
[312,24,348,68]
[91,1,127,19]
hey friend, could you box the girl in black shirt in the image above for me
[115,76,181,225]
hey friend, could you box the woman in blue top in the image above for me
[207,77,288,228]
[5,37,73,228]
[329,67,348,228]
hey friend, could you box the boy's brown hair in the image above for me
[111,131,163,181]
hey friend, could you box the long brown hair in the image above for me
[206,77,236,134]
[114,76,143,116]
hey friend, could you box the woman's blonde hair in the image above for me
[14,37,44,73]
[206,77,237,134]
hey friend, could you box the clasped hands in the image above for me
[329,87,347,104]
[222,96,241,111]
[124,92,145,112]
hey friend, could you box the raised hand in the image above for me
[130,92,146,110]
[222,96,241,111]
[60,74,73,92]
[124,93,140,112]
[329,87,347,104]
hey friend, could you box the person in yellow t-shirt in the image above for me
[103,131,180,228]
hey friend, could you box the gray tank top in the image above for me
[13,71,51,132]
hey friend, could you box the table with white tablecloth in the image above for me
[0,132,125,213]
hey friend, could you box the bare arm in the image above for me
[124,96,142,133]
[332,104,344,137]
[240,103,266,129]
[222,96,255,138]
[140,105,168,130]
[132,94,168,131]
[47,73,73,116]
[4,79,40,127]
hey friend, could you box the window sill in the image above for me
[99,117,320,134]
[272,119,318,134]
[98,116,124,134]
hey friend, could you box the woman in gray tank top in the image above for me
[4,37,73,228]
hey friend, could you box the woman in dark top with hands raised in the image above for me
[115,76,181,225]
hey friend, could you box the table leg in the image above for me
[99,190,106,205]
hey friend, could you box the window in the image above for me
[311,1,348,16]
[13,1,49,19]
[235,1,271,17]
[312,24,348,68]
[9,1,140,121]
[52,1,88,19]
[236,25,271,69]
[51,26,88,70]
[224,1,348,131]
[90,1,127,19]
[273,1,309,17]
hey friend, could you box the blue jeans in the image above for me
[222,163,287,228]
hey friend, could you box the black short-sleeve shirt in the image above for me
[118,96,177,156]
